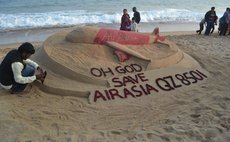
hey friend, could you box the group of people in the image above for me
[196,7,230,36]
[120,7,141,32]
[0,8,141,95]
[196,7,218,35]
[2,7,230,95]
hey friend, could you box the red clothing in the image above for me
[120,13,131,31]
[94,28,150,45]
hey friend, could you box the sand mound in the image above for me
[31,26,208,101]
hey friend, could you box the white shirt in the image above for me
[0,59,38,90]
[131,22,138,32]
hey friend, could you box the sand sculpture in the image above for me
[32,26,209,103]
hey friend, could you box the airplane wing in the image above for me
[105,41,151,62]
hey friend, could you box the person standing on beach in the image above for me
[120,9,131,31]
[226,8,230,35]
[196,18,206,35]
[204,7,218,35]
[131,17,138,32]
[132,7,141,24]
[221,7,230,35]
[0,42,46,94]
[219,8,230,36]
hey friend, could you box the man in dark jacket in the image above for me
[0,42,46,94]
[132,7,141,24]
[204,7,218,35]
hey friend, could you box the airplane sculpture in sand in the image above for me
[31,26,208,103]
[65,26,166,62]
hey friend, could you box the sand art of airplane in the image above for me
[66,26,167,62]
[34,26,191,96]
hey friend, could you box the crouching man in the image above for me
[0,42,46,94]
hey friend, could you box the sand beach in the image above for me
[0,23,230,142]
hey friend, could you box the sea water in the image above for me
[0,0,228,30]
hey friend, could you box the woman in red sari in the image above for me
[120,9,131,31]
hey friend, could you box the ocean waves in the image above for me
[0,9,210,30]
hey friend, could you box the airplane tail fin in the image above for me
[152,27,165,43]
[152,27,159,36]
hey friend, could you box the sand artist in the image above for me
[0,42,47,94]
[1,26,209,103]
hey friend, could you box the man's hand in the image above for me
[36,73,45,81]
[36,70,47,84]
[37,67,44,74]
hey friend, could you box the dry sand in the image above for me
[0,25,230,142]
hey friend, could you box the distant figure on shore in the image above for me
[120,9,131,31]
[131,17,138,32]
[211,15,218,34]
[204,7,218,35]
[219,8,230,36]
[0,42,46,94]
[196,18,206,35]
[132,7,141,24]
[226,8,230,35]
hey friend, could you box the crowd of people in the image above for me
[196,7,230,36]
[120,7,140,32]
[120,6,230,36]
[1,7,230,95]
